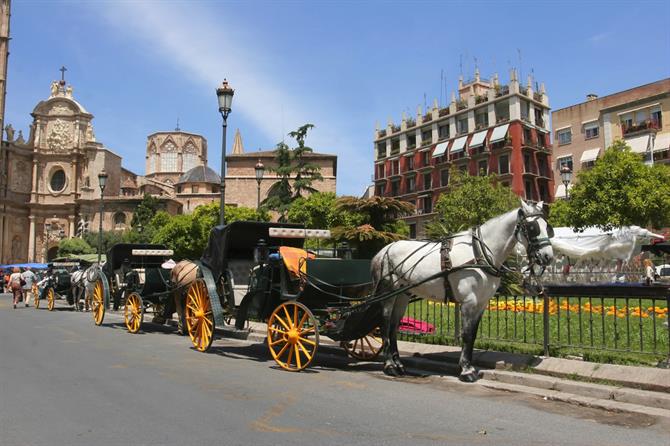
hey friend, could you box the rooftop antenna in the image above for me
[517,48,523,82]
[440,69,444,107]
[459,54,463,76]
[175,117,180,132]
[423,93,427,111]
[474,56,478,72]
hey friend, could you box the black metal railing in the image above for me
[399,285,669,364]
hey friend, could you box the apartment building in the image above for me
[552,78,670,198]
[373,69,553,238]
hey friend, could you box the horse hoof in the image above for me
[383,365,400,377]
[458,372,478,383]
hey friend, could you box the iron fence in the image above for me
[398,285,669,364]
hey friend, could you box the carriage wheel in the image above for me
[342,327,383,361]
[267,301,319,372]
[47,288,55,311]
[92,278,106,326]
[185,279,214,352]
[124,292,144,334]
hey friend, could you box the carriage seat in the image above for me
[226,260,254,306]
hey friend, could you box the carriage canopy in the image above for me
[102,243,172,275]
[200,221,304,281]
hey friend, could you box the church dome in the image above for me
[176,165,221,185]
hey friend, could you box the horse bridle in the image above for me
[514,208,554,273]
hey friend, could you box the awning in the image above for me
[450,136,468,154]
[469,130,488,148]
[580,147,600,163]
[489,123,510,143]
[653,133,670,151]
[625,134,652,153]
[432,141,449,158]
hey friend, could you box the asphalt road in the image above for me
[1,294,668,446]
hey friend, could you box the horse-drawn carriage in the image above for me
[90,243,175,333]
[180,221,385,371]
[37,258,92,311]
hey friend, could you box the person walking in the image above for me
[9,267,24,309]
[644,259,655,286]
[21,267,37,307]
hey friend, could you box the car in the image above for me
[655,264,670,283]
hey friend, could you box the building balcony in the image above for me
[423,113,432,123]
[622,119,661,136]
[475,94,488,105]
[438,107,450,117]
[406,118,416,128]
[495,85,509,97]
[533,92,543,102]
[456,99,467,111]
[378,129,387,138]
[391,124,401,133]
[471,146,489,157]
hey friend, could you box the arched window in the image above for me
[182,143,199,171]
[161,141,177,172]
[113,212,127,230]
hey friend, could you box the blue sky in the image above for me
[6,0,670,196]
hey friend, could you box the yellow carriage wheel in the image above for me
[92,278,106,326]
[185,279,214,352]
[342,327,383,361]
[267,301,319,372]
[47,288,55,311]
[124,292,143,334]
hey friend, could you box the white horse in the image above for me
[71,266,98,311]
[371,200,554,382]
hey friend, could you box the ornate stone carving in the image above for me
[11,236,22,261]
[86,122,96,142]
[4,124,14,142]
[46,119,73,151]
[50,104,72,115]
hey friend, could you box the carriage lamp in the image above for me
[216,79,235,226]
[255,158,265,214]
[97,169,109,265]
[560,166,572,199]
[254,239,268,265]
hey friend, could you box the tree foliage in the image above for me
[130,194,161,230]
[566,140,670,230]
[287,192,360,229]
[263,124,323,221]
[332,196,413,258]
[57,237,95,257]
[426,169,519,238]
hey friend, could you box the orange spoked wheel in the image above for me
[92,278,106,326]
[185,279,214,352]
[124,292,143,334]
[47,287,55,311]
[342,327,383,361]
[33,284,40,309]
[267,301,319,372]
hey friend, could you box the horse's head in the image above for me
[516,200,554,268]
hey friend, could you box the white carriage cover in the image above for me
[550,226,663,261]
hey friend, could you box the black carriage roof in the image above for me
[103,243,171,272]
[201,221,304,278]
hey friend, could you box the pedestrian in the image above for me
[644,259,655,286]
[3,270,10,293]
[9,267,24,309]
[21,266,37,307]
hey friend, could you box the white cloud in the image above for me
[96,2,369,195]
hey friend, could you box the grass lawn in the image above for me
[399,297,669,365]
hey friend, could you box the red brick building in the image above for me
[373,69,554,238]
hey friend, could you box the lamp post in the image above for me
[255,158,265,215]
[216,79,235,226]
[97,170,108,265]
[560,165,573,200]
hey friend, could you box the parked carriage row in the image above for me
[36,221,385,371]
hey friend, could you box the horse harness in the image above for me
[440,209,553,300]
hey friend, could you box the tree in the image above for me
[57,238,95,257]
[333,196,413,258]
[263,124,323,221]
[130,194,161,230]
[548,198,572,228]
[287,192,360,229]
[425,169,519,238]
[567,140,670,230]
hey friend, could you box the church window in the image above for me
[183,143,199,171]
[113,212,127,230]
[161,142,178,172]
[191,185,199,193]
[50,169,66,193]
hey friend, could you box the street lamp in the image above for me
[560,165,573,200]
[216,79,235,226]
[255,158,265,214]
[97,170,108,265]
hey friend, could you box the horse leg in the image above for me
[389,294,411,375]
[458,303,485,382]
